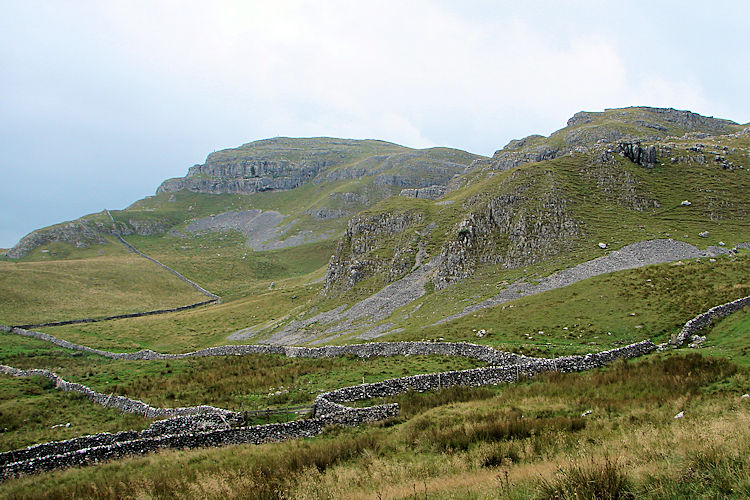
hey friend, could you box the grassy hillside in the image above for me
[0,109,748,497]
[0,253,207,325]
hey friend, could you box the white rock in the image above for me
[581,410,593,417]
[741,394,749,399]
[718,241,725,246]
[674,411,684,419]
[598,242,607,249]
[681,200,692,206]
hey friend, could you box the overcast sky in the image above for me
[1,0,749,249]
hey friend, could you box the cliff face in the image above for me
[157,138,479,196]
[322,211,426,296]
[434,170,580,289]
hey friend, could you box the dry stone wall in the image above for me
[0,365,239,420]
[0,337,649,482]
[314,340,655,416]
[0,326,535,365]
[12,299,218,329]
[3,293,748,480]
[670,295,750,346]
[0,403,398,482]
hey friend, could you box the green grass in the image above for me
[701,307,750,367]
[119,232,334,300]
[383,252,750,356]
[0,376,151,452]
[2,353,748,499]
[0,254,206,325]
[0,331,483,450]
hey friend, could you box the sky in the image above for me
[1,0,749,249]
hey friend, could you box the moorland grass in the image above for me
[2,353,747,498]
[0,331,484,449]
[0,377,150,452]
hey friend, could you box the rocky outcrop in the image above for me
[323,211,425,295]
[157,176,310,195]
[479,107,742,172]
[5,221,108,259]
[5,215,173,259]
[399,185,447,199]
[156,138,479,197]
[434,174,579,289]
[307,208,348,220]
[617,142,657,167]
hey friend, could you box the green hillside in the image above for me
[1,108,749,497]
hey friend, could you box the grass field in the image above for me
[0,331,483,451]
[389,252,750,355]
[1,352,747,498]
[0,254,207,325]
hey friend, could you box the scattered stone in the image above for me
[674,411,684,419]
[598,242,607,249]
[268,282,275,290]
[699,231,709,238]
[476,329,486,338]
[681,200,692,206]
[741,394,749,399]
[718,241,726,246]
[709,258,717,263]
[581,410,593,417]
[688,335,706,348]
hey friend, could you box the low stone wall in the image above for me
[0,338,653,481]
[0,403,398,482]
[0,365,239,420]
[12,299,218,330]
[314,340,656,416]
[670,295,750,346]
[1,326,533,365]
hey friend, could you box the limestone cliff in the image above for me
[322,211,427,296]
[434,170,580,289]
[157,138,479,196]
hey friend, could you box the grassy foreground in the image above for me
[0,330,483,451]
[1,352,748,499]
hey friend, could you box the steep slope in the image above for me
[254,108,749,342]
[6,138,481,259]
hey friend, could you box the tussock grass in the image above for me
[539,455,634,500]
[0,343,483,449]
[3,353,748,498]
